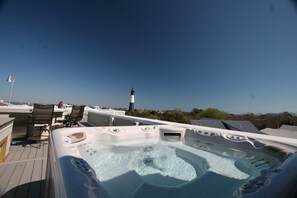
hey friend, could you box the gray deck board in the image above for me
[19,161,35,185]
[42,159,47,180]
[19,146,31,160]
[5,146,18,162]
[0,163,17,196]
[43,142,48,160]
[27,159,43,198]
[0,123,66,198]
[3,162,26,198]
[36,143,45,158]
[31,159,43,182]
[28,145,38,160]
[0,164,8,177]
[11,146,25,162]
[0,138,49,198]
[14,161,34,198]
[40,159,47,198]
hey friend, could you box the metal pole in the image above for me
[8,79,15,106]
[6,74,15,106]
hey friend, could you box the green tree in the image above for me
[190,108,203,119]
[199,108,228,119]
[160,110,188,123]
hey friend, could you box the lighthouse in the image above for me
[128,87,135,112]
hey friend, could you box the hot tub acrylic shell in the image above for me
[48,125,297,198]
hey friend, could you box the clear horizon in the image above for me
[1,99,296,116]
[1,0,297,114]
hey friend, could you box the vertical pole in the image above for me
[6,74,15,106]
[8,80,14,106]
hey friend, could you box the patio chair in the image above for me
[27,103,54,146]
[63,105,85,127]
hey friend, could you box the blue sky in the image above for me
[0,0,297,114]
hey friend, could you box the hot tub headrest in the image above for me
[67,132,87,143]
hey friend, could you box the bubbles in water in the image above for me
[160,155,167,161]
[143,157,154,166]
[78,142,198,182]
[143,146,153,152]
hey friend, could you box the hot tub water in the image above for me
[77,138,279,198]
[78,142,199,185]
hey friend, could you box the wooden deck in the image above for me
[0,139,49,198]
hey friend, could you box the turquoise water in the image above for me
[77,140,279,198]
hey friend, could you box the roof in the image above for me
[261,124,297,139]
[279,125,297,132]
[190,118,263,134]
[222,120,261,133]
[190,119,226,129]
[261,128,297,139]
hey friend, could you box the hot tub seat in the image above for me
[134,171,245,198]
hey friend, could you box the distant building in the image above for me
[190,118,263,134]
[279,125,297,131]
[261,124,297,139]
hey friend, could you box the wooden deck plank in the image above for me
[10,146,25,162]
[43,141,49,158]
[36,143,44,158]
[0,130,53,198]
[0,163,17,197]
[31,159,43,182]
[40,159,47,198]
[3,162,26,198]
[42,159,47,180]
[19,161,34,186]
[4,146,18,162]
[19,146,32,161]
[14,161,34,198]
[27,160,43,198]
[27,145,38,160]
[0,164,8,177]
[2,188,15,198]
[3,140,49,198]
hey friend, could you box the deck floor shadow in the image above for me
[0,139,48,198]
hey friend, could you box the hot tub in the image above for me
[47,125,297,198]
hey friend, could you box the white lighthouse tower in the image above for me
[128,87,135,112]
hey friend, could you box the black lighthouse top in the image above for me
[130,87,135,95]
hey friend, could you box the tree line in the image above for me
[126,108,297,130]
